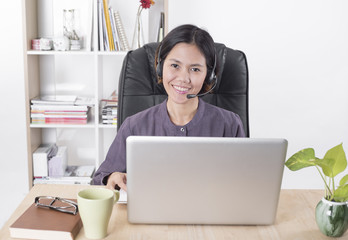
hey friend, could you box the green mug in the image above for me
[77,188,120,239]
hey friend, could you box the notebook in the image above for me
[126,136,288,225]
[9,199,82,240]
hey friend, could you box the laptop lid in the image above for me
[126,136,287,225]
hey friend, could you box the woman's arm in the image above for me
[92,119,131,187]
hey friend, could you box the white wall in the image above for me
[168,0,348,188]
[1,0,348,229]
[0,0,29,228]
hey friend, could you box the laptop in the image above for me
[126,136,288,225]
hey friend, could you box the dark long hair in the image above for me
[155,24,216,93]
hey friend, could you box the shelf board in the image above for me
[27,50,128,56]
[30,122,96,129]
[27,50,96,56]
[29,123,119,129]
[97,51,128,56]
[98,124,117,129]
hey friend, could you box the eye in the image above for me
[191,67,201,72]
[171,63,179,69]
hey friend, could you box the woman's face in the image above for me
[162,43,207,104]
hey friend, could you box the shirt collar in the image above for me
[160,98,206,130]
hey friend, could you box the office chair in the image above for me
[117,42,249,136]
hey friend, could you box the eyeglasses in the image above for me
[35,196,78,215]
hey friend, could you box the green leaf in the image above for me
[333,184,348,202]
[315,158,335,178]
[339,174,348,186]
[285,148,317,171]
[323,143,347,177]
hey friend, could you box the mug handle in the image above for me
[113,190,120,204]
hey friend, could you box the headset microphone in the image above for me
[186,78,217,99]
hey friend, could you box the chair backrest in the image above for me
[117,42,249,136]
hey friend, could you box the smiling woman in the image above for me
[162,43,207,123]
[92,24,246,191]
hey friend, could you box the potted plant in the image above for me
[285,143,348,237]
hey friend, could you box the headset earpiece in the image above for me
[156,61,162,78]
[156,43,163,78]
[205,54,217,85]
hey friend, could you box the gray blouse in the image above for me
[92,98,245,185]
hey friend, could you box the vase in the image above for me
[131,8,145,50]
[315,198,348,237]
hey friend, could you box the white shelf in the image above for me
[30,123,96,129]
[23,0,166,187]
[30,123,118,129]
[97,51,128,56]
[27,50,95,56]
[98,124,117,129]
[27,50,129,56]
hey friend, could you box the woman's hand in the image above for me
[106,172,127,192]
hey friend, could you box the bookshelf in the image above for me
[23,0,167,187]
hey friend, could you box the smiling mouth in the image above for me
[173,85,190,94]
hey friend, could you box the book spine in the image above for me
[114,10,130,51]
[109,7,119,51]
[102,0,115,51]
[45,118,88,124]
[98,0,104,51]
[101,0,109,51]
[31,105,88,111]
[31,114,87,119]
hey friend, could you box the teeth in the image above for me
[173,86,189,92]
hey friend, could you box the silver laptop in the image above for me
[126,136,287,225]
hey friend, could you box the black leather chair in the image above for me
[117,42,249,136]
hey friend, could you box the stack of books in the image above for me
[101,91,118,125]
[98,0,130,51]
[30,95,93,125]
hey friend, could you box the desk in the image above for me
[0,184,346,240]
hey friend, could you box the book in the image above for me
[30,95,91,125]
[31,113,88,118]
[39,118,88,125]
[75,96,96,106]
[31,95,77,105]
[85,0,94,51]
[101,90,118,102]
[109,7,120,51]
[100,90,118,125]
[9,200,82,240]
[33,177,92,185]
[31,104,89,111]
[102,0,115,51]
[98,0,104,51]
[113,10,130,51]
[101,0,109,51]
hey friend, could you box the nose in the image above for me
[180,68,191,83]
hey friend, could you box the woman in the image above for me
[92,24,245,191]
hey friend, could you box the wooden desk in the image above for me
[0,184,346,240]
